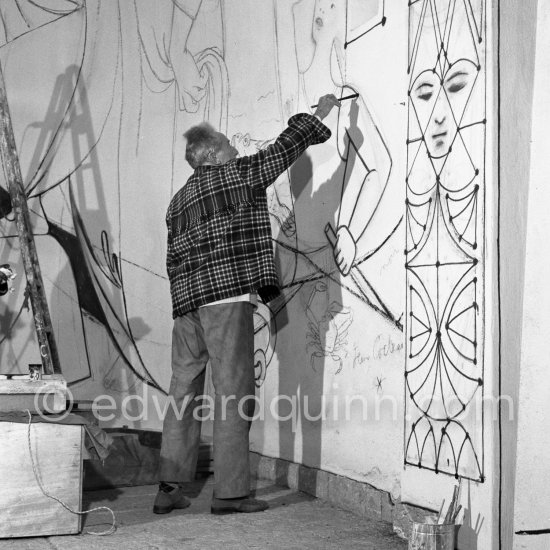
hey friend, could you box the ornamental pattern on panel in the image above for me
[404,0,486,482]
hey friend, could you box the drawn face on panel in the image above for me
[412,60,477,159]
[312,0,345,44]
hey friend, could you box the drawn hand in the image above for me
[173,50,208,112]
[314,94,340,121]
[333,226,356,276]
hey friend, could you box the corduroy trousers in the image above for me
[158,302,256,498]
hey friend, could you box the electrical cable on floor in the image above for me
[25,410,117,536]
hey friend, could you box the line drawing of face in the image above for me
[412,59,477,159]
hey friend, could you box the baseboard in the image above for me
[249,451,436,540]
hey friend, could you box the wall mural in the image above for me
[0,0,404,436]
[0,0,226,411]
[404,0,486,481]
[253,0,403,384]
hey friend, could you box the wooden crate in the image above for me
[0,374,67,413]
[0,421,83,538]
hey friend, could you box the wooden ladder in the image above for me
[0,61,61,375]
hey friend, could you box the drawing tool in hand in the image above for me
[311,92,359,108]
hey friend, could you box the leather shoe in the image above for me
[153,486,191,514]
[211,497,269,515]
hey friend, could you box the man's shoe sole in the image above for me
[153,497,191,514]
[211,506,238,515]
[153,504,173,514]
[210,504,269,515]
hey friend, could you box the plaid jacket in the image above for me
[166,113,331,318]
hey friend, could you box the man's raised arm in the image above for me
[236,94,340,190]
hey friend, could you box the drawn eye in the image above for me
[444,68,472,94]
[415,84,433,101]
[446,79,467,94]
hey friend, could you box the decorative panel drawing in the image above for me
[404,0,486,481]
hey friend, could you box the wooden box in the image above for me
[0,421,83,538]
[0,374,67,413]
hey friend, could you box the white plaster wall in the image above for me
[0,1,408,490]
[0,4,519,534]
[248,0,407,496]
[498,0,539,547]
[0,0,230,429]
[512,1,550,548]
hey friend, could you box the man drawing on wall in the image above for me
[154,94,339,515]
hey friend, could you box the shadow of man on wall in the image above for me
[275,99,364,482]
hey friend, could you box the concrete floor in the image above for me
[0,477,408,550]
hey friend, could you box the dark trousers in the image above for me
[158,302,256,498]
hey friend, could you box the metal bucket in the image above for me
[408,522,455,550]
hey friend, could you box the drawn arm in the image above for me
[330,93,392,274]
